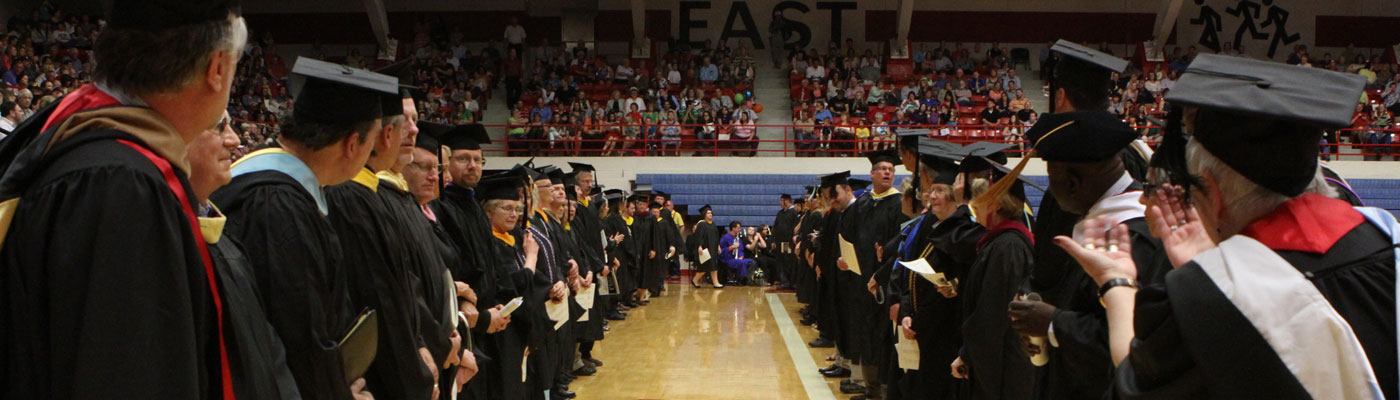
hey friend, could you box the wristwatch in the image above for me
[1098,278,1140,307]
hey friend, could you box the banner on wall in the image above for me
[1175,0,1311,61]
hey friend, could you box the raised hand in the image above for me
[1147,185,1215,269]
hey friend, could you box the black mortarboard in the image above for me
[107,0,241,32]
[1050,40,1128,74]
[439,124,492,151]
[416,121,451,152]
[819,171,851,189]
[477,172,527,202]
[896,128,934,150]
[793,197,806,205]
[568,162,596,173]
[864,149,901,167]
[956,142,1014,173]
[699,204,713,214]
[848,178,871,192]
[916,143,962,185]
[1025,110,1138,162]
[604,189,627,201]
[1166,54,1366,196]
[290,57,398,125]
[563,172,580,187]
[541,166,565,185]
[526,166,549,182]
[653,191,670,201]
[565,187,578,201]
[627,192,650,203]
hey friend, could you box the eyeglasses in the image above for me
[450,154,486,165]
[215,114,231,132]
[409,161,443,173]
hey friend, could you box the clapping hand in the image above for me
[1054,216,1138,286]
[1146,185,1215,269]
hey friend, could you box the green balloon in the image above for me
[734,93,745,103]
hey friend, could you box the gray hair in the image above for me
[94,15,247,96]
[1185,138,1334,223]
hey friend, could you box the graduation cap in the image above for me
[895,128,934,150]
[565,186,578,201]
[864,149,901,167]
[604,189,627,201]
[698,204,713,214]
[1165,54,1366,196]
[916,143,962,185]
[1049,40,1126,113]
[562,171,580,187]
[415,121,450,152]
[477,172,527,202]
[1025,110,1138,162]
[848,178,872,192]
[107,0,241,32]
[290,57,399,125]
[627,192,651,203]
[526,166,549,182]
[954,142,1014,174]
[568,162,596,174]
[652,190,670,201]
[540,166,565,185]
[819,171,851,189]
[439,124,491,151]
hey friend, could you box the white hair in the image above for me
[1185,138,1334,224]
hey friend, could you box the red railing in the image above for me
[479,123,1400,160]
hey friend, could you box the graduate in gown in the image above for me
[1083,54,1396,400]
[814,172,853,371]
[567,165,608,373]
[524,166,575,399]
[837,149,908,398]
[1009,40,1162,400]
[629,194,664,300]
[478,170,540,400]
[323,86,436,400]
[603,191,639,311]
[214,58,400,400]
[426,122,507,399]
[188,115,303,400]
[689,205,724,288]
[0,4,242,398]
[896,153,984,400]
[773,194,802,289]
[953,157,1037,400]
[795,191,825,311]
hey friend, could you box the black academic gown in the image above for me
[1026,190,1164,400]
[1118,204,1397,400]
[838,190,907,366]
[0,126,224,399]
[605,213,637,296]
[324,175,435,400]
[487,234,537,400]
[631,212,667,294]
[430,185,502,400]
[690,220,722,273]
[572,199,607,343]
[525,212,569,389]
[653,209,683,286]
[960,225,1035,400]
[378,179,455,383]
[898,206,984,399]
[796,210,825,305]
[208,226,304,400]
[816,207,846,342]
[774,206,801,283]
[214,169,354,400]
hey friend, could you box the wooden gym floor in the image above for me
[570,282,849,400]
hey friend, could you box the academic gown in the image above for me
[816,207,847,342]
[323,174,434,400]
[838,190,907,366]
[960,223,1035,400]
[214,168,354,400]
[525,212,570,389]
[773,206,801,283]
[604,213,638,296]
[689,220,722,273]
[652,209,682,287]
[898,206,984,399]
[377,179,455,382]
[1026,190,1165,400]
[0,126,224,399]
[1118,196,1397,400]
[631,212,667,294]
[571,199,607,342]
[487,234,537,400]
[796,210,825,305]
[429,185,502,399]
[207,223,303,400]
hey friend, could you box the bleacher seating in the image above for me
[638,174,1400,228]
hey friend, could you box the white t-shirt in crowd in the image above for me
[504,25,527,45]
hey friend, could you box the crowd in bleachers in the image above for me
[0,2,98,136]
[505,38,765,156]
[787,41,1039,156]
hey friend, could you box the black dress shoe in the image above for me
[572,364,597,376]
[819,364,840,374]
[808,337,835,348]
[585,357,604,367]
[840,380,865,394]
[552,388,576,399]
[607,311,627,321]
[799,316,816,326]
[820,366,851,378]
